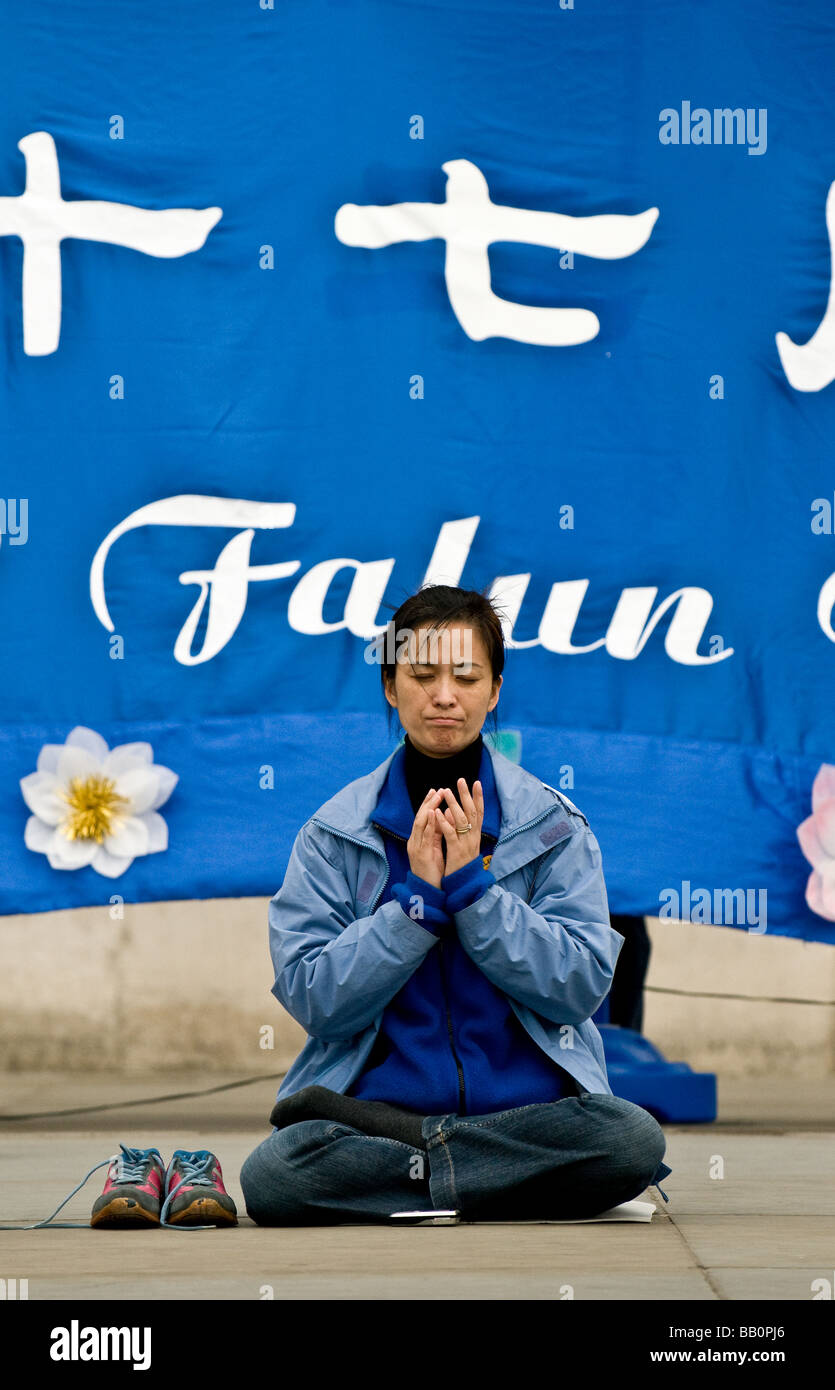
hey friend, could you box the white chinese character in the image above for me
[335,159,658,344]
[0,131,222,355]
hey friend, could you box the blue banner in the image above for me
[2,0,835,942]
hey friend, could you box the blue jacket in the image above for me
[347,736,581,1112]
[269,739,625,1103]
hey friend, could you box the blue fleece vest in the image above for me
[347,739,578,1115]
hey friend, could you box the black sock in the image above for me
[269,1084,427,1149]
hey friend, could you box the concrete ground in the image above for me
[1,1072,833,1300]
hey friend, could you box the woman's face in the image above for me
[384,622,502,758]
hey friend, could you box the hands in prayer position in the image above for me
[406,778,485,889]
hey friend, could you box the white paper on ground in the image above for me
[461,1199,657,1224]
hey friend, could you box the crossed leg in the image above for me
[240,1093,667,1225]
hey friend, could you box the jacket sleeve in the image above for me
[451,816,624,1025]
[268,819,443,1040]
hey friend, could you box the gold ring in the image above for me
[456,822,472,835]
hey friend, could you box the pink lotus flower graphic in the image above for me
[797,763,835,921]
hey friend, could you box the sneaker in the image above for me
[161,1149,238,1227]
[90,1144,166,1228]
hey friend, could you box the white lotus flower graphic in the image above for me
[20,726,177,879]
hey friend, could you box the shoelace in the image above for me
[113,1142,164,1184]
[0,1143,217,1231]
[159,1151,220,1231]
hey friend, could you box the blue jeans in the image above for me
[240,1092,671,1225]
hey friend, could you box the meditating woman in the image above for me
[240,584,671,1223]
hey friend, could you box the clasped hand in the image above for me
[406,778,485,889]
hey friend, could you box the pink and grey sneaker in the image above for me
[161,1149,238,1228]
[90,1144,166,1228]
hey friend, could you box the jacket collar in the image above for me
[311,738,569,869]
[370,737,501,842]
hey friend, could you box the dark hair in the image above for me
[376,584,507,742]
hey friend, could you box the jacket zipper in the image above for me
[370,821,467,1114]
[492,803,566,849]
[437,935,467,1113]
[315,806,566,1117]
[313,822,391,912]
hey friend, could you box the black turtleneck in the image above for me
[402,730,484,817]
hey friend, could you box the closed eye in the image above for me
[413,672,477,682]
